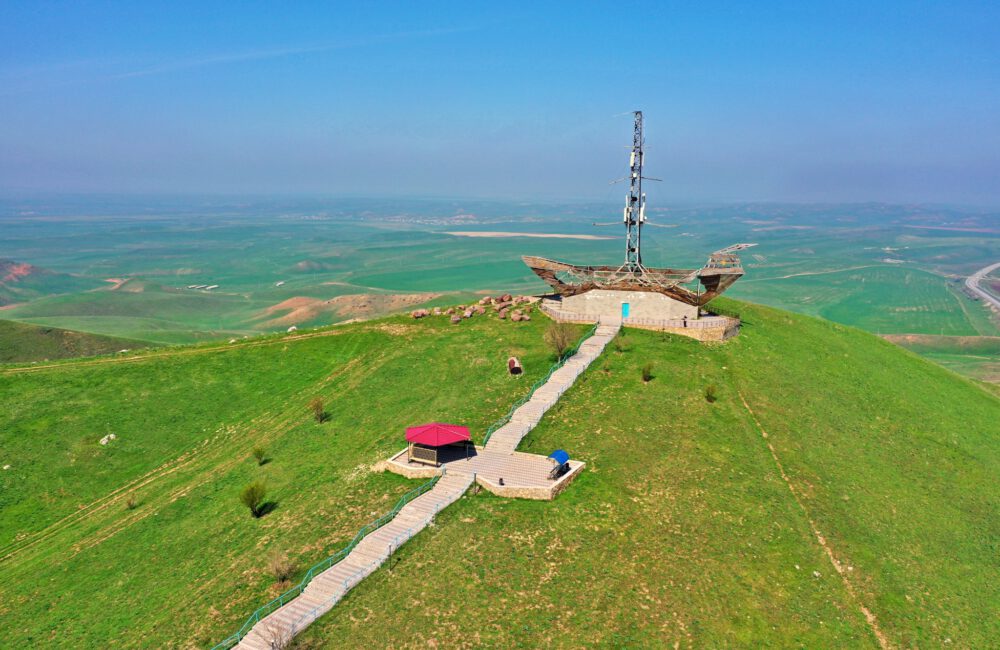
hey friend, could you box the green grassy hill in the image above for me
[0,319,150,363]
[1,301,997,648]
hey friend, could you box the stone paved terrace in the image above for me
[385,445,585,500]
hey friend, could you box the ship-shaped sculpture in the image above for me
[523,112,754,307]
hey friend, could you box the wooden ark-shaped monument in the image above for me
[524,112,753,339]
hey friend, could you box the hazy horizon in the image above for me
[3,2,1000,205]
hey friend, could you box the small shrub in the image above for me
[705,384,717,403]
[309,397,326,423]
[252,446,267,465]
[240,481,267,518]
[125,494,138,510]
[543,322,577,359]
[614,336,629,353]
[641,363,654,383]
[268,551,297,584]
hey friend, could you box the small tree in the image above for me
[125,493,138,510]
[309,397,325,423]
[543,322,576,359]
[641,363,654,383]
[267,551,297,584]
[252,446,267,466]
[240,481,267,518]
[704,384,717,403]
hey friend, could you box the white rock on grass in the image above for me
[2,465,10,470]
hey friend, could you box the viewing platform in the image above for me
[384,444,585,500]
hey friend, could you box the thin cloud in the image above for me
[1,26,475,94]
[112,27,475,79]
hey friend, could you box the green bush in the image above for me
[252,446,267,465]
[240,481,267,518]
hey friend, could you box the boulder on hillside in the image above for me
[450,315,462,324]
[411,309,430,319]
[463,309,473,318]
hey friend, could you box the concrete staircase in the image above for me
[235,472,474,649]
[485,323,619,454]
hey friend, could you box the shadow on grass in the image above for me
[256,501,279,518]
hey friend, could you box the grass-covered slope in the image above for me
[0,319,149,363]
[0,315,566,648]
[296,300,999,649]
[1,301,996,648]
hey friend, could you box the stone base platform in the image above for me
[384,445,585,501]
[541,298,740,342]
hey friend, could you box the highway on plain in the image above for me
[965,262,1000,310]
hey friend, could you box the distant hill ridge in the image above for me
[0,258,104,307]
[0,319,149,363]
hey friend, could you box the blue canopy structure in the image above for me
[548,449,570,466]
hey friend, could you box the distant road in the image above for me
[965,262,1000,310]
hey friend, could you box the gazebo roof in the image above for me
[405,422,471,447]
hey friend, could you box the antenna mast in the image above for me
[622,111,646,273]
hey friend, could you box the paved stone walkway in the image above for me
[230,322,620,649]
[236,472,473,650]
[485,323,619,453]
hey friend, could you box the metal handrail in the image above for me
[482,322,599,446]
[266,484,458,645]
[209,470,443,649]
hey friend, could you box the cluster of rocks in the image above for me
[99,433,118,446]
[411,294,536,325]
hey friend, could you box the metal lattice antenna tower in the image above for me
[622,111,646,273]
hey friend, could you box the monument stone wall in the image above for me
[559,289,698,321]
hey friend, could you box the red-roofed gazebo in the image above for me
[405,422,471,466]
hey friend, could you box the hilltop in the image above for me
[0,319,149,363]
[0,259,104,307]
[0,301,996,648]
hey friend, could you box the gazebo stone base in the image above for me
[384,446,585,501]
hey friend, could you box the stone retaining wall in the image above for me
[475,461,585,500]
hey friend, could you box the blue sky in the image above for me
[1,1,999,204]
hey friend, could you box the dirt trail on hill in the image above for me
[258,293,440,327]
[738,391,891,650]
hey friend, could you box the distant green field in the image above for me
[0,199,997,375]
[886,334,1000,383]
[2,302,997,648]
[732,266,982,335]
